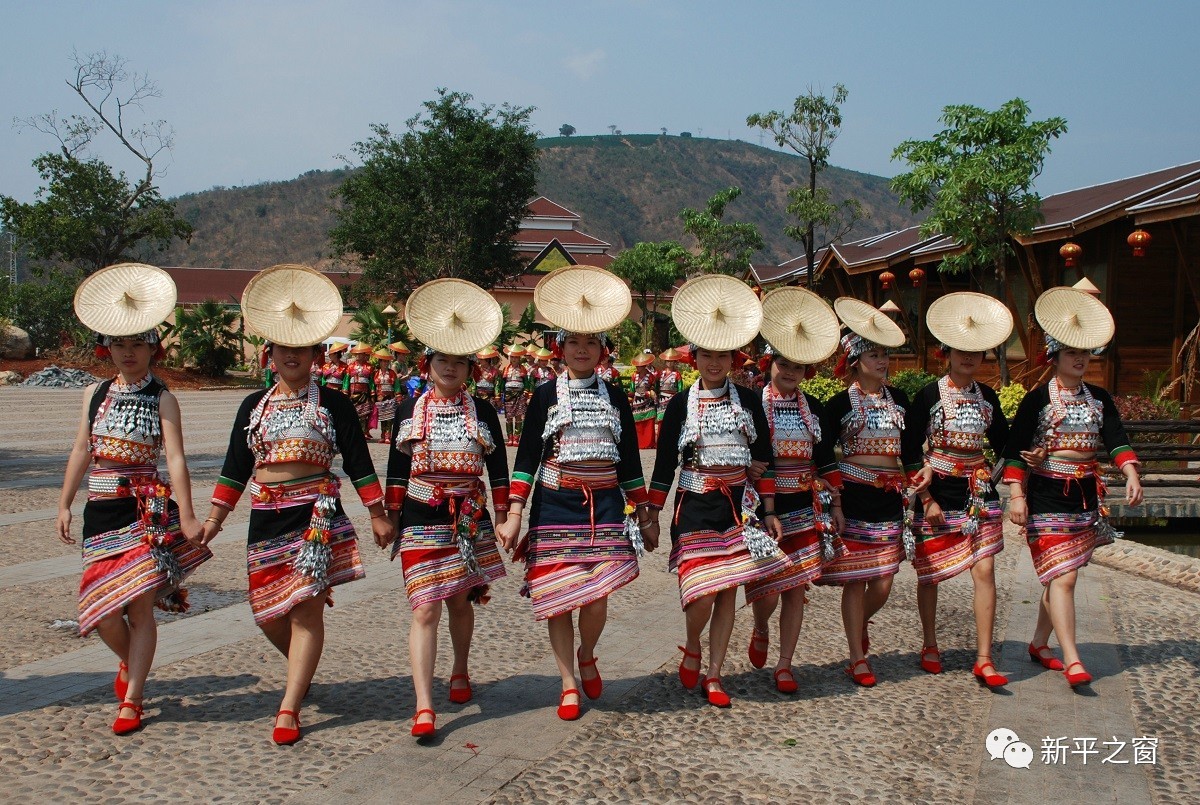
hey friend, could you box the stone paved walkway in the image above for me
[0,387,1195,804]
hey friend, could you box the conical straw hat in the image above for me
[926,292,1013,352]
[833,297,905,348]
[632,352,655,367]
[389,341,411,355]
[660,347,684,362]
[533,265,632,334]
[759,286,841,364]
[241,264,343,347]
[403,278,503,357]
[476,345,499,360]
[671,275,762,351]
[1034,287,1114,350]
[74,263,177,337]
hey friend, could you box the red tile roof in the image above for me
[163,267,356,305]
[514,228,612,249]
[525,196,581,219]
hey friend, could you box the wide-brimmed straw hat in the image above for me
[671,275,762,352]
[505,344,526,358]
[404,278,504,357]
[632,352,655,367]
[833,297,906,349]
[476,345,500,360]
[241,264,343,347]
[759,286,840,365]
[1034,287,1114,351]
[74,263,177,337]
[533,265,632,335]
[926,292,1014,353]
[388,341,411,355]
[328,342,348,356]
[660,347,684,362]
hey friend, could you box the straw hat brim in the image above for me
[671,275,763,352]
[926,292,1014,352]
[833,297,906,348]
[759,286,841,364]
[404,278,503,357]
[1034,287,1115,350]
[73,263,177,337]
[632,354,655,367]
[388,342,411,354]
[241,264,343,347]
[660,348,683,361]
[476,347,499,360]
[533,265,632,334]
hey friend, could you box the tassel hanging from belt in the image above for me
[961,468,993,537]
[137,479,185,589]
[294,476,339,586]
[812,482,846,562]
[740,484,781,560]
[451,488,485,575]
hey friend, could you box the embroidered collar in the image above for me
[111,374,154,394]
[763,383,819,442]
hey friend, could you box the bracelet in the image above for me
[1009,494,1025,501]
[764,512,778,518]
[204,516,223,532]
[371,513,390,520]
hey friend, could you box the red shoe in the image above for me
[448,674,472,704]
[862,619,874,655]
[114,661,128,702]
[1028,643,1065,671]
[846,658,876,687]
[919,645,942,675]
[703,677,731,707]
[577,649,603,700]
[112,701,143,735]
[411,708,436,738]
[774,667,798,694]
[677,645,702,690]
[557,689,581,721]
[1063,661,1093,687]
[748,627,769,669]
[272,710,302,745]
[973,658,1009,688]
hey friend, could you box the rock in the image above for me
[1,324,34,359]
[20,365,101,389]
[0,370,22,385]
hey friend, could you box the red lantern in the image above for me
[1127,229,1151,258]
[1059,242,1082,268]
[909,267,925,287]
[879,270,895,290]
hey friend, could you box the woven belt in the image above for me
[839,461,905,492]
[249,474,338,509]
[407,475,481,505]
[1032,457,1098,480]
[538,461,618,492]
[87,466,159,498]
[774,462,816,493]
[927,450,988,477]
[678,466,747,495]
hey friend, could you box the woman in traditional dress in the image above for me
[816,298,918,687]
[902,292,1013,686]
[495,266,655,720]
[321,342,348,390]
[386,279,510,738]
[1003,287,1142,687]
[531,347,557,387]
[58,263,211,734]
[374,349,400,444]
[656,347,684,442]
[199,265,393,745]
[343,343,376,435]
[744,287,844,693]
[630,351,659,449]
[502,344,530,446]
[647,275,787,708]
[474,345,501,406]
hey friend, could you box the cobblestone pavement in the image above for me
[0,387,1195,804]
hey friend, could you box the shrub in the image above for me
[1114,394,1181,444]
[173,300,241,377]
[888,368,938,400]
[799,372,845,403]
[0,272,82,350]
[998,382,1027,421]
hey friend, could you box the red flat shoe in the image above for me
[1063,661,1093,687]
[557,689,581,721]
[112,701,143,735]
[862,619,874,655]
[411,708,436,738]
[1028,643,1065,671]
[919,645,943,675]
[774,667,798,694]
[703,677,731,707]
[678,645,702,690]
[448,673,472,704]
[272,709,302,745]
[973,658,1009,688]
[577,649,603,700]
[846,658,876,687]
[114,661,129,702]
[748,627,769,669]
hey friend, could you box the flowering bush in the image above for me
[998,382,1027,421]
[799,372,845,403]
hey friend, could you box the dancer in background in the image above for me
[630,351,659,449]
[502,344,530,446]
[343,343,376,435]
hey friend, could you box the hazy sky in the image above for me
[3,0,1197,204]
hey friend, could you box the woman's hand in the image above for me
[831,507,845,536]
[748,460,768,482]
[1007,496,1028,527]
[1019,447,1047,468]
[180,513,205,547]
[765,513,784,542]
[922,498,945,527]
[198,519,222,546]
[910,466,934,495]
[371,514,395,550]
[56,508,75,545]
[495,513,522,552]
[641,519,660,552]
[1125,472,1144,507]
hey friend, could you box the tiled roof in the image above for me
[163,267,355,306]
[525,196,581,219]
[1126,177,1200,223]
[829,227,942,274]
[514,228,612,249]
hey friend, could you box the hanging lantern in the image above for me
[909,267,925,287]
[879,270,896,290]
[1127,229,1152,258]
[1059,242,1082,268]
[752,284,763,298]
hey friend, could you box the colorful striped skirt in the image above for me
[1024,461,1111,585]
[912,466,1003,586]
[246,474,364,625]
[78,466,211,636]
[377,396,397,423]
[521,462,639,621]
[668,467,791,608]
[503,385,526,419]
[815,464,904,585]
[394,475,506,609]
[744,492,824,604]
[632,397,657,448]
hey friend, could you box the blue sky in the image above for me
[3,0,1197,203]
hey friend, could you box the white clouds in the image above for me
[564,49,605,80]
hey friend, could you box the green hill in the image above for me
[161,134,919,269]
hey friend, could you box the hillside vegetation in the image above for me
[161,134,920,270]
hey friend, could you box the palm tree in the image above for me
[349,302,389,350]
[174,300,240,376]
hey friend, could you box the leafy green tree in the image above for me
[1,51,192,275]
[173,301,240,377]
[330,89,539,295]
[679,187,764,276]
[748,84,863,288]
[0,272,81,350]
[609,240,687,346]
[559,124,576,137]
[891,98,1068,382]
[349,302,390,350]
